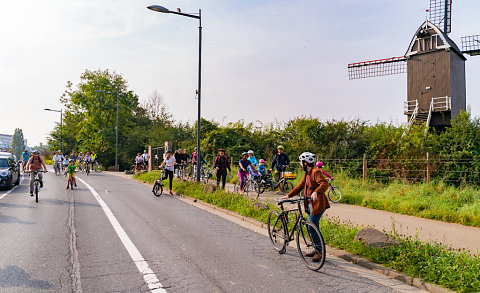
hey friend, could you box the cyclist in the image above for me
[66,159,77,189]
[281,152,329,262]
[83,152,93,172]
[71,151,76,163]
[25,150,47,196]
[316,161,334,180]
[214,148,231,189]
[135,152,144,170]
[182,149,190,164]
[258,159,267,177]
[53,150,64,175]
[238,152,257,193]
[174,149,182,175]
[247,150,258,167]
[141,150,149,169]
[92,151,98,171]
[63,155,70,175]
[270,145,290,182]
[21,149,30,172]
[77,152,84,171]
[159,150,176,195]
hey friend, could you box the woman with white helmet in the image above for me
[280,151,329,263]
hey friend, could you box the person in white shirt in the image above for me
[159,150,176,195]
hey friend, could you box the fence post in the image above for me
[363,154,367,182]
[148,145,152,172]
[426,152,430,183]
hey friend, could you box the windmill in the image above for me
[348,0,479,132]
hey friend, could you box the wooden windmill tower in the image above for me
[348,0,479,132]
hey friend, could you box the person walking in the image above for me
[214,148,231,189]
[159,150,176,195]
[280,152,329,262]
[270,145,290,182]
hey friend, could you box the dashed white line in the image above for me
[77,177,166,293]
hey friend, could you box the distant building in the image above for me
[0,134,13,152]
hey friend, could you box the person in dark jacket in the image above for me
[270,145,290,182]
[214,148,231,189]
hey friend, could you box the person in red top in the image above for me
[25,150,48,196]
[281,152,329,262]
[214,148,231,189]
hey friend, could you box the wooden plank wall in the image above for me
[450,53,466,118]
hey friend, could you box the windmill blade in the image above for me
[461,35,480,56]
[348,57,407,80]
[429,0,452,33]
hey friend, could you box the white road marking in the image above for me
[0,174,23,200]
[77,178,166,293]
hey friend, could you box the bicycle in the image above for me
[85,161,92,175]
[257,169,294,195]
[93,161,101,172]
[268,197,326,271]
[152,168,165,197]
[28,170,46,203]
[327,179,342,203]
[54,162,62,176]
[67,174,75,190]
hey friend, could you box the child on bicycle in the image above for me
[281,152,329,262]
[316,162,334,180]
[238,152,257,193]
[66,159,77,189]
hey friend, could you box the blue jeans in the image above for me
[308,203,325,252]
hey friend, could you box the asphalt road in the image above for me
[0,170,418,292]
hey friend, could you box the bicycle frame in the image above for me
[275,198,306,243]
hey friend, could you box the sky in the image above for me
[1,0,479,147]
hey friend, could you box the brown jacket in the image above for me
[287,167,330,216]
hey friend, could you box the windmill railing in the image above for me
[404,99,418,115]
[431,96,451,112]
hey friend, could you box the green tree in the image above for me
[11,128,25,159]
[54,69,149,169]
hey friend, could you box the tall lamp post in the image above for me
[94,90,120,169]
[147,5,202,182]
[44,108,63,153]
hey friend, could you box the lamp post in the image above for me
[44,108,63,153]
[147,5,202,182]
[94,90,119,169]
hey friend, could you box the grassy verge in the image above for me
[134,171,479,292]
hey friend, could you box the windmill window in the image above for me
[437,36,444,47]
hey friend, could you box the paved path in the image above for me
[0,170,421,292]
[221,181,480,254]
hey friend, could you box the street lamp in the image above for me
[147,5,203,182]
[94,90,120,169]
[44,108,63,153]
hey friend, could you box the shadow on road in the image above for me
[0,265,53,289]
[40,198,100,208]
[0,213,35,225]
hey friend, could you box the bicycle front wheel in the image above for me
[70,178,74,190]
[328,186,342,203]
[35,183,39,203]
[296,220,326,271]
[268,211,287,253]
[281,181,294,194]
[152,182,163,197]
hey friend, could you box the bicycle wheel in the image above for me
[328,186,342,203]
[281,181,294,194]
[233,179,239,193]
[152,182,163,197]
[34,182,39,203]
[268,211,287,253]
[296,220,326,271]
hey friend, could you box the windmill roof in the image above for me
[405,21,466,61]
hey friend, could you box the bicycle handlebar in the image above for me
[276,198,302,205]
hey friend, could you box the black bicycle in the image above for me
[29,170,46,203]
[268,197,326,271]
[152,169,165,197]
[258,169,294,195]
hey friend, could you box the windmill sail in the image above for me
[348,57,406,80]
[429,0,452,33]
[461,35,480,56]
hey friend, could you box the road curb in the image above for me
[107,171,453,293]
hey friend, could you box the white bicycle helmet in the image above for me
[247,150,254,154]
[299,152,316,164]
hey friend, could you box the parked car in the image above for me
[0,152,21,190]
